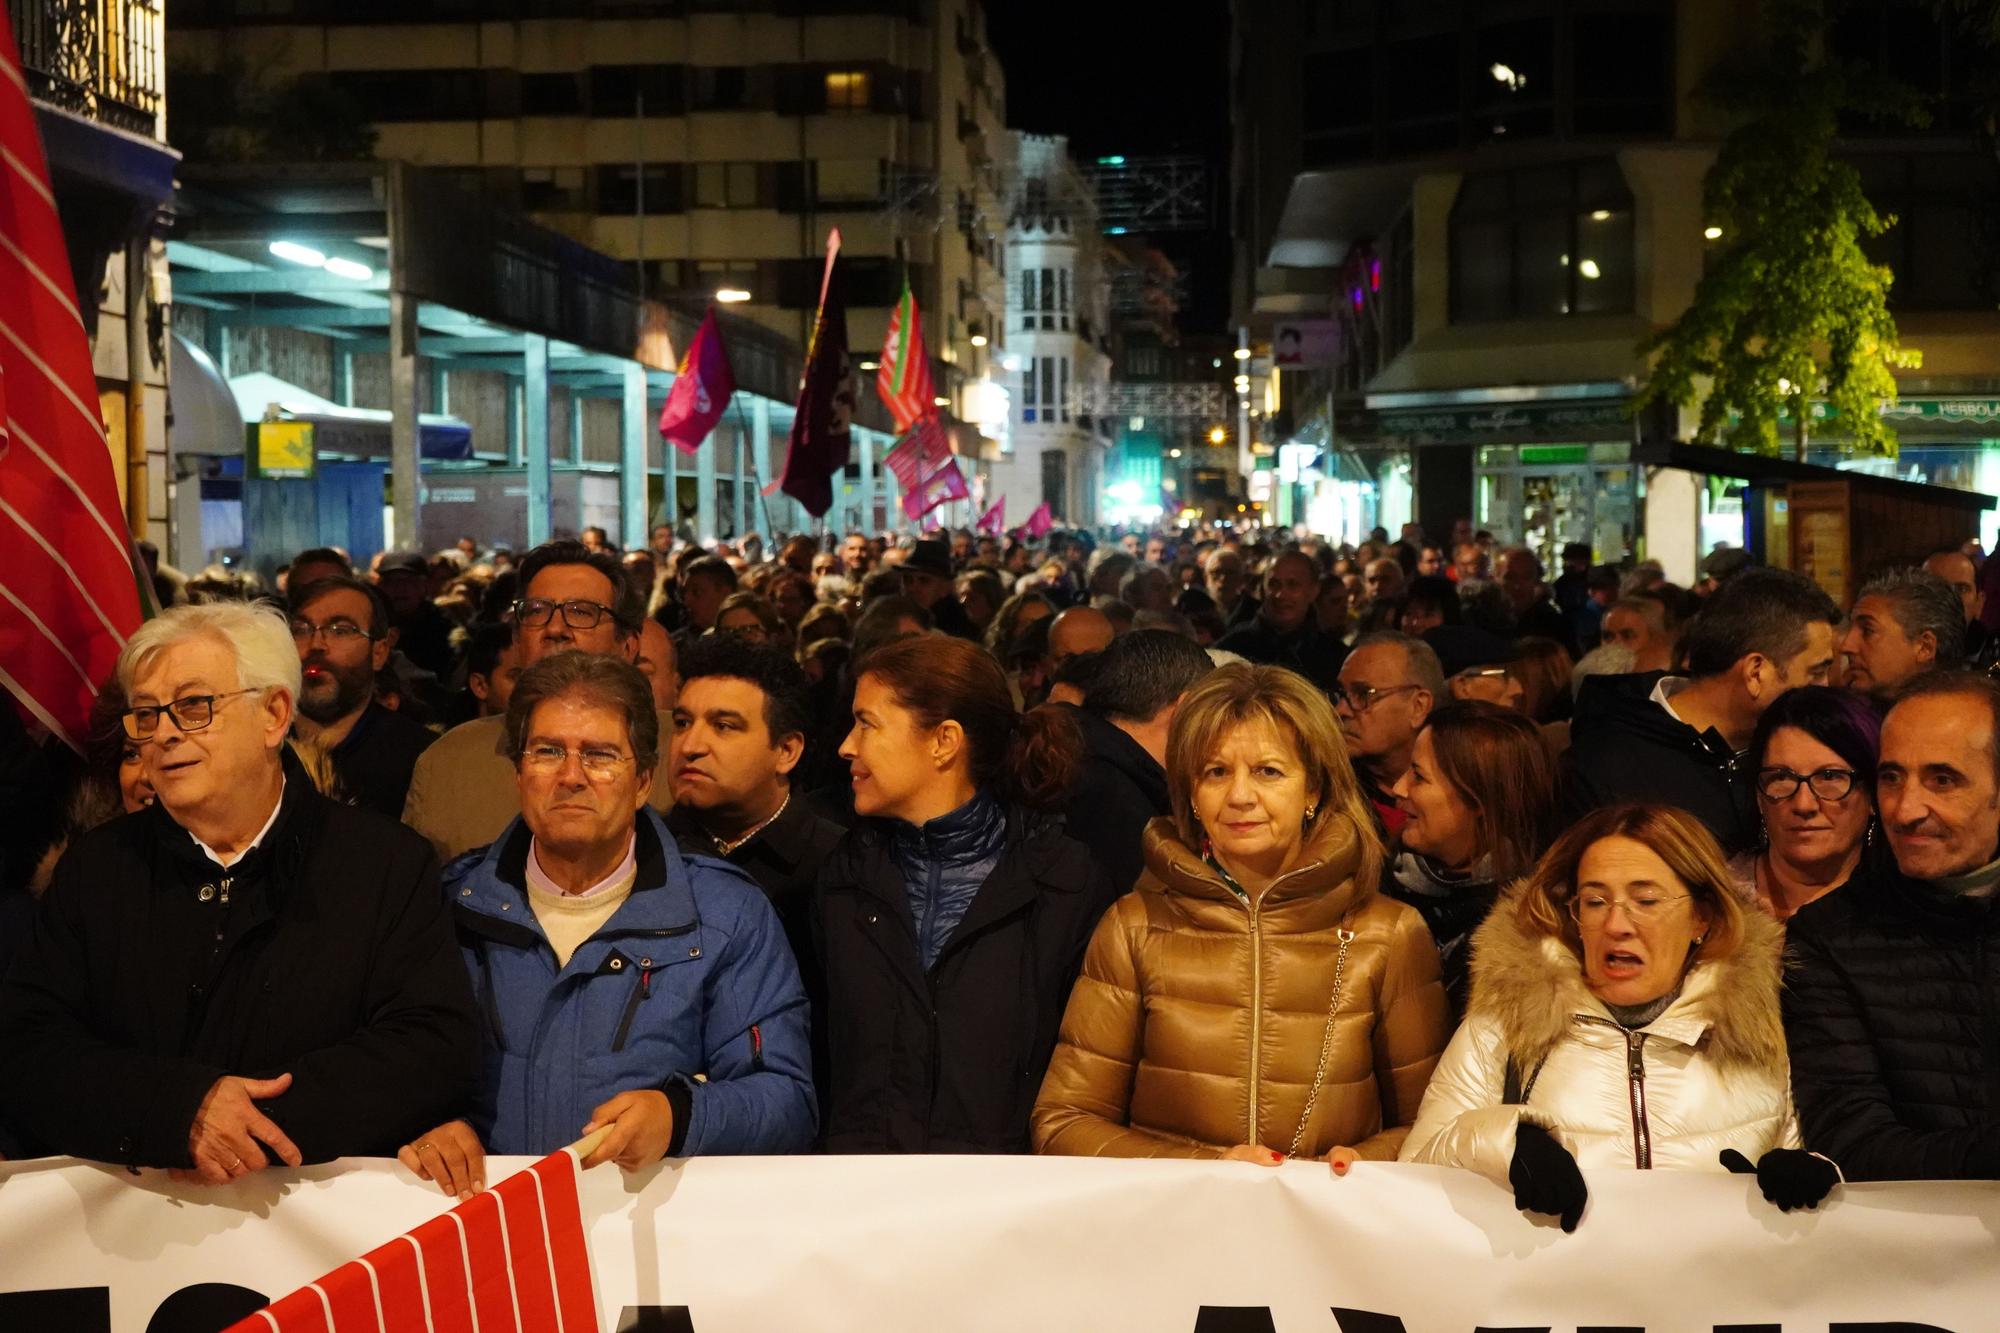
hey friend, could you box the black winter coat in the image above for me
[0,758,478,1168]
[1060,707,1170,897]
[1214,617,1348,693]
[1783,846,2000,1181]
[1561,672,1756,853]
[814,804,1117,1153]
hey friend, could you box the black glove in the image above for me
[1510,1122,1587,1232]
[1720,1148,1840,1212]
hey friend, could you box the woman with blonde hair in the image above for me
[1033,663,1450,1169]
[1401,804,1837,1230]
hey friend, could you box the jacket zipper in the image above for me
[1246,895,1263,1146]
[610,966,652,1053]
[1624,1030,1652,1169]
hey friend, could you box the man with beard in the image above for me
[288,575,436,818]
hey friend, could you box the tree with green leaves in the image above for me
[1635,0,1927,461]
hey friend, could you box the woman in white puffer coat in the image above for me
[1400,804,1839,1230]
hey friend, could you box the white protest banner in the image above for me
[2,1154,1996,1332]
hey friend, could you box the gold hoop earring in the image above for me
[1304,805,1318,824]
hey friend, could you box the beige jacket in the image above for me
[1399,884,1798,1182]
[1032,814,1449,1161]
[401,713,673,862]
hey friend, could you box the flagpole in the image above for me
[730,395,779,540]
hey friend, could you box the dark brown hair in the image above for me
[856,634,1079,807]
[1420,701,1558,881]
[504,649,660,772]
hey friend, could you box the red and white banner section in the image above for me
[226,1149,595,1333]
[1,1155,1996,1332]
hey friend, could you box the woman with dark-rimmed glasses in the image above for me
[1732,687,1880,922]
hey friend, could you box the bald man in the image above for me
[1049,606,1115,671]
[1216,550,1347,691]
[1203,547,1259,627]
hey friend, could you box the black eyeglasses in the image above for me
[513,598,615,630]
[121,688,262,739]
[1329,682,1421,712]
[1757,766,1859,803]
[289,617,376,645]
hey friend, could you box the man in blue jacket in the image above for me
[399,651,814,1198]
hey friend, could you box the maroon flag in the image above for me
[881,413,949,491]
[900,456,969,523]
[875,276,937,434]
[0,11,147,750]
[227,1149,598,1333]
[658,306,736,455]
[774,229,854,517]
[1020,501,1054,538]
[976,497,1005,535]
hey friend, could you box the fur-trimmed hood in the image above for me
[1466,881,1788,1077]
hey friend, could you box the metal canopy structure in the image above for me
[168,163,905,570]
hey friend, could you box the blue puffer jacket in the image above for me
[894,792,1007,970]
[444,808,815,1157]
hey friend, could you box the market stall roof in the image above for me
[1634,439,1995,512]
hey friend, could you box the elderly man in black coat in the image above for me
[1784,672,2000,1181]
[1060,630,1216,895]
[0,602,476,1182]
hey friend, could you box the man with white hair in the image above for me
[0,602,477,1181]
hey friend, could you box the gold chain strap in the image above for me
[1288,926,1357,1159]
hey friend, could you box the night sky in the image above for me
[986,2,1234,335]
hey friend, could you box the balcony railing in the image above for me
[8,0,162,136]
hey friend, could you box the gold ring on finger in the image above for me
[417,1141,435,1153]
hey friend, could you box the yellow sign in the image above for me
[254,420,316,479]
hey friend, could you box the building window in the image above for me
[1450,159,1635,322]
[1852,152,1999,311]
[1022,358,1038,423]
[816,158,882,205]
[693,65,748,111]
[694,162,761,209]
[521,166,586,212]
[1058,359,1070,423]
[825,70,871,112]
[1058,268,1070,330]
[1040,358,1056,417]
[594,164,682,216]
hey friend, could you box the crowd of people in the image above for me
[2,515,1998,1234]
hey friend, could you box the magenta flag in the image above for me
[900,457,968,523]
[658,307,737,455]
[975,497,1005,535]
[1020,501,1054,538]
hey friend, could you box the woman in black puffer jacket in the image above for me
[815,634,1116,1153]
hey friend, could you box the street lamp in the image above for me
[969,334,988,347]
[715,288,752,303]
[1232,347,1251,361]
[1207,426,1226,445]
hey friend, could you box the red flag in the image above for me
[0,13,146,749]
[228,1149,598,1333]
[976,497,1005,535]
[881,413,950,491]
[875,277,937,434]
[900,456,969,523]
[774,229,854,517]
[1021,502,1054,538]
[657,306,736,455]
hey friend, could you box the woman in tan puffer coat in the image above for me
[1032,664,1450,1167]
[1401,804,1837,1229]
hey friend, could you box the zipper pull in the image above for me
[640,966,652,999]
